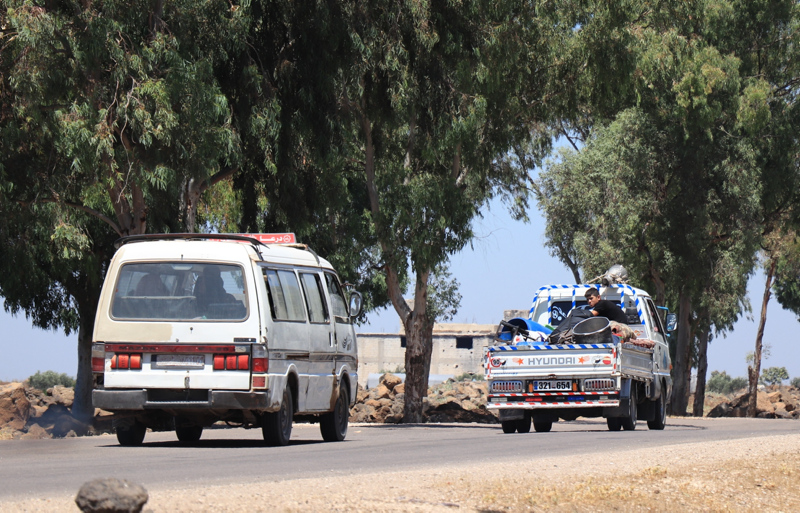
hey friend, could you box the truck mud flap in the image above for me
[498,409,525,421]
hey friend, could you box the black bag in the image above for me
[548,308,593,344]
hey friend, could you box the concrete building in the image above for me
[356,322,498,388]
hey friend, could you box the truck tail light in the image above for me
[92,343,106,372]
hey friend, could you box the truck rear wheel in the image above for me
[533,421,552,433]
[501,420,518,433]
[517,416,531,433]
[647,388,667,430]
[263,387,293,446]
[320,385,349,442]
[606,417,622,431]
[622,387,637,431]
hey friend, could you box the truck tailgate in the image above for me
[618,343,655,380]
[486,343,617,378]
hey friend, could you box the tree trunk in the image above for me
[748,258,775,417]
[670,289,692,415]
[402,309,434,423]
[72,316,95,423]
[692,328,709,417]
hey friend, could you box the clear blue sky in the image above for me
[1,199,798,382]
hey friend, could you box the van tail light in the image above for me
[252,344,268,373]
[92,343,106,372]
[108,352,142,370]
[252,357,268,373]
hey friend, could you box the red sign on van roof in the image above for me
[236,233,297,244]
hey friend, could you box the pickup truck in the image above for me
[485,283,675,433]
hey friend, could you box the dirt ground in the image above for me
[3,425,799,512]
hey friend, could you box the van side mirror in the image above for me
[348,291,363,318]
[665,313,677,332]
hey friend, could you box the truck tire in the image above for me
[501,420,518,433]
[116,421,146,446]
[622,386,637,431]
[606,417,622,431]
[263,387,293,446]
[517,416,532,433]
[320,385,349,442]
[647,388,667,430]
[533,421,552,433]
[176,424,203,443]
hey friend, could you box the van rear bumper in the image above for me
[93,389,270,410]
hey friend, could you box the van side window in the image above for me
[300,273,329,323]
[645,299,666,334]
[265,270,306,321]
[325,273,349,319]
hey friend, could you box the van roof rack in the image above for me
[114,233,268,249]
[114,233,321,264]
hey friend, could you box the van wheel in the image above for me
[116,421,146,446]
[647,388,667,430]
[533,421,552,433]
[622,387,637,431]
[607,417,622,431]
[501,420,517,433]
[263,387,293,446]
[176,424,203,443]
[320,386,349,442]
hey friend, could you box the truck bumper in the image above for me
[93,389,270,411]
[487,400,620,410]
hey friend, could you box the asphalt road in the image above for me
[0,417,796,501]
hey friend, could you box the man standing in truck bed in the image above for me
[584,288,628,323]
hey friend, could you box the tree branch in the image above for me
[18,198,122,237]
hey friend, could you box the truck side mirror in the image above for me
[665,313,677,332]
[348,291,363,318]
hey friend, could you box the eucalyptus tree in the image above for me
[318,0,565,422]
[1,0,250,418]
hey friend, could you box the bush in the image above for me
[760,366,789,386]
[27,370,75,391]
[707,370,748,395]
[791,377,800,389]
[453,372,484,382]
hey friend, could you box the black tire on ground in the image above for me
[175,424,203,443]
[263,387,293,446]
[320,385,349,442]
[607,417,622,431]
[501,420,518,433]
[647,385,667,430]
[116,422,146,446]
[622,385,637,431]
[517,416,532,433]
[533,421,552,433]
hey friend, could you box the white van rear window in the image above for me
[111,263,247,320]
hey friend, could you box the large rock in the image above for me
[50,385,75,408]
[21,423,52,440]
[379,373,403,391]
[75,478,149,513]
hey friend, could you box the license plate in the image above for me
[152,355,205,369]
[533,380,572,391]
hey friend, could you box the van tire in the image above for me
[116,421,146,446]
[176,424,203,443]
[320,385,349,442]
[263,387,293,446]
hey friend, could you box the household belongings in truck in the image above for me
[91,233,362,446]
[486,283,674,433]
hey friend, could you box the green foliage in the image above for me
[760,366,789,386]
[453,372,484,382]
[791,377,800,389]
[707,370,748,395]
[27,370,75,391]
